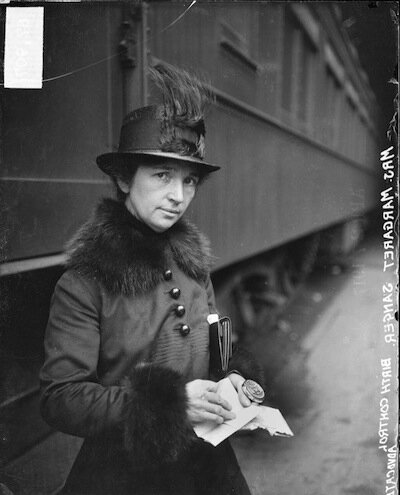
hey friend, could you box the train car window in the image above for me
[315,65,329,144]
[297,36,315,125]
[348,100,356,159]
[256,3,283,117]
[281,6,318,133]
[297,39,308,122]
[325,68,341,148]
[214,3,261,108]
[340,97,349,156]
[359,115,368,165]
[361,116,369,165]
[218,3,254,50]
[353,112,360,161]
[342,97,357,159]
[281,13,295,113]
[219,21,258,72]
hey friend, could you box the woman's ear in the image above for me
[117,178,130,194]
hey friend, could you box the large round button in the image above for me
[175,305,185,317]
[164,269,173,281]
[169,287,181,299]
[177,323,190,336]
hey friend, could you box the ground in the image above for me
[232,236,398,495]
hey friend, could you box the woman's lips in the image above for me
[160,208,180,215]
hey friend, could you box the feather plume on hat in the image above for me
[149,63,214,159]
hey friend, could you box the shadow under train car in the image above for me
[0,266,67,493]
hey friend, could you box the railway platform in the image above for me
[232,234,398,495]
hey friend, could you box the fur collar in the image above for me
[65,198,214,296]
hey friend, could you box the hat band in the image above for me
[118,107,205,159]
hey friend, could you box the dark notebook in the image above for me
[208,315,233,379]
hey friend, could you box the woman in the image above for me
[40,64,264,495]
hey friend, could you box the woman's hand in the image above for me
[185,379,236,425]
[228,372,251,407]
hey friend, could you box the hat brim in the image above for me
[96,151,220,176]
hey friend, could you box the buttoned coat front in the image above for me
[40,199,262,495]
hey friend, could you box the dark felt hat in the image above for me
[96,105,220,175]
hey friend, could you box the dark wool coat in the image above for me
[40,199,263,495]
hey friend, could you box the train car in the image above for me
[0,2,382,493]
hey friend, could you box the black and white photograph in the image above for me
[0,2,398,494]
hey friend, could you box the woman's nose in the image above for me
[168,180,184,204]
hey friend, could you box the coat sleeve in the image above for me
[227,345,265,388]
[124,364,196,467]
[40,271,129,437]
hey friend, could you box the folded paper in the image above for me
[194,377,294,446]
[242,406,294,437]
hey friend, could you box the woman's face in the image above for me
[119,160,201,232]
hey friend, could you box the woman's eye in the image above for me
[156,172,169,181]
[185,176,199,186]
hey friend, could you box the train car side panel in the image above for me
[1,4,123,261]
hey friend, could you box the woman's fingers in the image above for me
[237,387,251,407]
[201,400,235,420]
[202,391,232,411]
[227,373,251,407]
[196,410,228,424]
[203,380,219,391]
[186,379,217,396]
[185,379,236,425]
[188,400,235,424]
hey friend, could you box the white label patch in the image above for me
[4,7,44,89]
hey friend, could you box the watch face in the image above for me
[242,379,265,403]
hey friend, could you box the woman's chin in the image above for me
[149,216,180,233]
